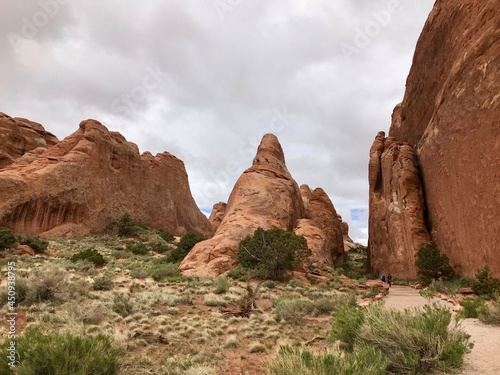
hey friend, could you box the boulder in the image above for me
[0,113,58,168]
[375,0,499,277]
[180,134,305,277]
[0,118,213,238]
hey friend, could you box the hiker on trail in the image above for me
[387,273,393,287]
[381,274,386,283]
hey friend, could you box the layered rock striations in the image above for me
[0,113,58,168]
[180,134,345,277]
[369,0,500,277]
[368,132,430,278]
[0,118,213,238]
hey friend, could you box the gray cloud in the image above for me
[0,0,435,244]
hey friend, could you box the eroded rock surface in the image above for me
[0,118,213,238]
[0,113,58,168]
[368,132,430,279]
[369,0,500,277]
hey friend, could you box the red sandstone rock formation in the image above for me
[208,202,227,229]
[370,0,499,278]
[368,132,430,279]
[180,134,347,277]
[180,134,306,277]
[0,118,213,238]
[297,185,344,265]
[0,113,58,168]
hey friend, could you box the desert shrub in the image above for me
[158,230,175,242]
[261,280,276,289]
[66,259,96,273]
[268,345,387,375]
[151,240,170,254]
[274,296,314,324]
[213,276,230,294]
[168,232,205,263]
[149,263,181,281]
[0,277,29,307]
[479,293,500,326]
[355,303,471,374]
[328,304,365,350]
[71,249,105,266]
[472,266,500,298]
[458,298,487,319]
[287,279,305,289]
[0,326,122,374]
[227,265,251,281]
[92,275,114,291]
[238,227,310,280]
[0,227,17,250]
[125,241,149,255]
[117,213,137,237]
[130,267,149,279]
[28,268,68,303]
[17,235,48,254]
[112,292,134,317]
[415,242,455,286]
[203,293,228,307]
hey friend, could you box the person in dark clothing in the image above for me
[387,273,393,287]
[381,274,386,283]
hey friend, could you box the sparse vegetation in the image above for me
[0,227,17,250]
[0,326,122,374]
[238,227,310,280]
[472,266,500,299]
[213,276,230,294]
[17,235,49,254]
[71,248,106,266]
[93,275,114,291]
[168,231,205,263]
[415,242,455,286]
[479,293,500,326]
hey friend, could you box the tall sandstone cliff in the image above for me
[369,0,499,278]
[0,117,213,238]
[180,134,345,277]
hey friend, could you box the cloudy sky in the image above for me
[1,0,435,244]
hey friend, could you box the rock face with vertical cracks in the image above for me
[180,134,347,277]
[0,117,213,238]
[0,113,58,168]
[370,0,499,278]
[368,132,430,279]
[296,185,344,266]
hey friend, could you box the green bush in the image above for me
[213,276,230,294]
[149,263,181,282]
[274,296,314,324]
[71,249,106,266]
[268,345,387,375]
[415,242,455,286]
[479,293,500,326]
[472,266,500,299]
[112,292,134,317]
[92,275,113,291]
[117,213,136,237]
[0,326,122,374]
[17,235,48,254]
[227,265,251,281]
[151,240,170,254]
[328,304,365,350]
[125,241,148,255]
[355,303,471,374]
[458,298,487,319]
[0,227,17,250]
[238,227,310,280]
[158,230,175,242]
[168,231,205,263]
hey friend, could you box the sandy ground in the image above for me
[385,286,500,375]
